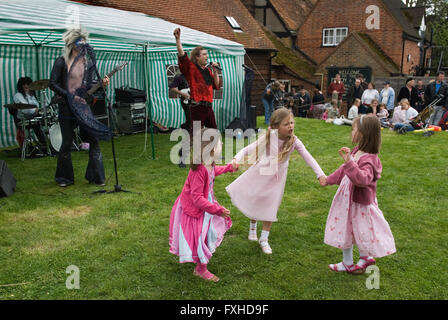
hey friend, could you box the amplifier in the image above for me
[115,87,146,103]
[115,102,147,134]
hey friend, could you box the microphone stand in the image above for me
[93,83,134,195]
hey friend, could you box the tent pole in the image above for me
[142,44,155,159]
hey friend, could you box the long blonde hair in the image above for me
[244,108,295,165]
[62,28,89,63]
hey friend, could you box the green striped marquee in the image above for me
[0,0,246,148]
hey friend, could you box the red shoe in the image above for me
[358,256,376,268]
[193,268,219,282]
[328,262,355,273]
[351,256,376,275]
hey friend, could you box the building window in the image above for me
[166,63,223,100]
[225,16,243,32]
[322,27,348,47]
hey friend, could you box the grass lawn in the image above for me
[0,116,447,300]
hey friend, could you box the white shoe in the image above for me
[259,240,272,254]
[248,232,258,241]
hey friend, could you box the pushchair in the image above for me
[398,94,443,135]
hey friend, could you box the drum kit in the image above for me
[3,79,81,160]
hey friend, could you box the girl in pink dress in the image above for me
[322,114,396,274]
[169,128,238,282]
[226,108,326,254]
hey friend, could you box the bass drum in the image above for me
[49,122,62,152]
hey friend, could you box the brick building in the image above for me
[296,0,427,110]
[74,0,280,114]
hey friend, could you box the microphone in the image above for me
[207,62,222,71]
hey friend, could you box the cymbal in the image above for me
[29,79,50,91]
[3,103,36,110]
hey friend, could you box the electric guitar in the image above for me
[85,61,128,105]
[51,62,128,106]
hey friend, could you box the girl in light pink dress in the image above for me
[226,108,326,254]
[322,114,396,274]
[169,128,238,282]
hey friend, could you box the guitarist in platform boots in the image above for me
[50,28,111,187]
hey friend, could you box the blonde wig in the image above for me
[62,28,89,63]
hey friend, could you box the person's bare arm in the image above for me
[173,28,184,57]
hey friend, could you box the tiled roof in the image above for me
[72,0,276,50]
[319,32,400,74]
[381,0,421,39]
[269,0,317,31]
[262,26,316,78]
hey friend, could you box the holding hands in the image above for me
[318,175,327,187]
[231,159,239,172]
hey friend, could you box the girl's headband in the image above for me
[360,114,366,126]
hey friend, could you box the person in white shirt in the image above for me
[393,98,418,132]
[13,77,39,119]
[360,82,379,111]
[379,80,395,114]
[342,98,360,126]
[348,98,360,119]
[13,77,47,145]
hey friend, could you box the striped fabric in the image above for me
[0,45,243,147]
[0,0,245,148]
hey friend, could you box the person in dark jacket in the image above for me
[296,86,311,118]
[425,71,448,125]
[346,79,364,116]
[414,80,425,112]
[49,28,110,187]
[397,78,419,110]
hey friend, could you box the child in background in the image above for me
[321,115,396,274]
[377,103,390,128]
[226,108,326,254]
[169,128,238,282]
[326,100,340,121]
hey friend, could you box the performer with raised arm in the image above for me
[173,27,221,129]
[50,28,111,187]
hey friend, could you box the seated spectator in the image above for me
[391,102,406,126]
[393,98,419,132]
[326,100,340,121]
[348,98,360,120]
[367,99,379,115]
[342,98,360,126]
[377,103,390,128]
[322,109,328,121]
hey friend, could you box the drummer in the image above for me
[13,77,47,145]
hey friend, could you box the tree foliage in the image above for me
[427,0,448,47]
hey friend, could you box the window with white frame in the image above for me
[322,27,348,47]
[225,16,243,32]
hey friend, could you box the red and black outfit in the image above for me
[178,53,221,129]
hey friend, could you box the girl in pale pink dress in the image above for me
[322,114,396,274]
[226,108,326,254]
[169,128,238,282]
